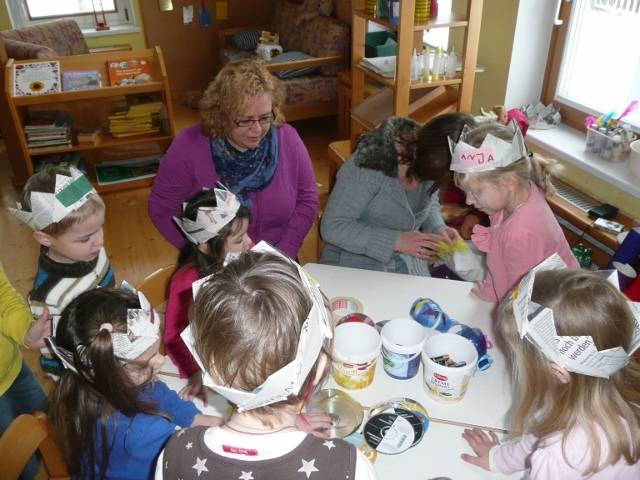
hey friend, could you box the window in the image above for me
[5,0,136,32]
[542,0,640,132]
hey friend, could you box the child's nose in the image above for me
[465,193,475,205]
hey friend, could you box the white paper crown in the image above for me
[182,241,333,412]
[9,167,97,231]
[173,187,242,244]
[449,119,528,173]
[48,281,160,375]
[511,254,640,378]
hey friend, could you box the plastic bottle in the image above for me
[432,46,442,80]
[411,48,420,81]
[621,124,633,151]
[423,45,431,79]
[592,127,606,155]
[612,134,624,161]
[601,131,614,160]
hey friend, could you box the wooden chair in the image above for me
[0,411,69,480]
[134,264,177,355]
[134,264,177,308]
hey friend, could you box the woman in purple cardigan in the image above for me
[149,60,319,259]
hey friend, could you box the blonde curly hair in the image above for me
[199,60,285,138]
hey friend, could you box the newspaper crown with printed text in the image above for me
[181,241,333,412]
[511,254,640,378]
[173,187,241,244]
[9,167,97,231]
[449,119,528,173]
[48,281,160,375]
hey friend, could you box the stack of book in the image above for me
[24,110,73,149]
[108,93,164,138]
[33,152,87,174]
[94,155,162,186]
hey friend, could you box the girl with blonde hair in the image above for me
[462,262,640,478]
[451,122,578,302]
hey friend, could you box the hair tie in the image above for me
[99,323,113,333]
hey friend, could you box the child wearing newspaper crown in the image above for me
[451,122,578,303]
[48,286,224,480]
[155,249,378,480]
[164,188,252,405]
[461,259,640,478]
[9,167,115,380]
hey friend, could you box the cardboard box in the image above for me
[365,31,398,58]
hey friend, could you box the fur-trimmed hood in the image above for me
[354,116,420,177]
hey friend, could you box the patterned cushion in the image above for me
[269,51,318,79]
[231,30,261,51]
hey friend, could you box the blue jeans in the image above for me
[0,360,47,480]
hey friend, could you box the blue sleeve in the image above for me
[152,380,201,427]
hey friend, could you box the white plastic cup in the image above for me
[332,322,381,390]
[380,318,427,380]
[630,140,640,179]
[421,333,478,403]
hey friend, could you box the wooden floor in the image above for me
[0,103,337,394]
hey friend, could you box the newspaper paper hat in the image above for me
[449,119,527,173]
[9,167,96,231]
[173,187,242,244]
[48,281,160,375]
[511,254,640,378]
[181,241,333,412]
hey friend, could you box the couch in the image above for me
[218,1,349,121]
[1,18,89,60]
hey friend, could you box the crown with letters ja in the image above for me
[449,119,528,173]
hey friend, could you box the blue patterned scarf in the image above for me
[210,124,279,206]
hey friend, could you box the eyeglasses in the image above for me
[233,111,276,128]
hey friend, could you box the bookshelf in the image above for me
[3,47,175,192]
[350,0,483,148]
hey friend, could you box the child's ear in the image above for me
[197,243,210,255]
[32,230,53,247]
[500,172,520,191]
[549,362,571,384]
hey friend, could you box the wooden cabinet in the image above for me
[3,47,175,192]
[350,0,483,147]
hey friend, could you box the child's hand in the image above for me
[191,413,225,428]
[461,428,500,471]
[471,280,486,297]
[179,371,209,407]
[296,412,333,439]
[24,307,52,349]
[435,226,462,245]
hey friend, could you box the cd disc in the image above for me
[370,398,429,435]
[306,389,364,439]
[363,413,416,454]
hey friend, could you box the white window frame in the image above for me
[5,0,140,37]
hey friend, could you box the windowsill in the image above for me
[526,124,640,200]
[82,25,141,38]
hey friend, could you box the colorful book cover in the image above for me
[106,58,152,86]
[95,155,162,185]
[13,61,60,96]
[62,70,102,91]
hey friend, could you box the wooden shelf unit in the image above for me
[350,0,483,147]
[3,47,175,192]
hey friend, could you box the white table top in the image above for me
[156,263,523,480]
[303,263,513,433]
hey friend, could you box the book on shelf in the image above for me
[24,111,72,149]
[107,93,164,138]
[13,60,61,96]
[77,127,103,145]
[106,58,152,86]
[33,152,86,174]
[94,155,162,185]
[62,70,102,91]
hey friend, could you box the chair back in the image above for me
[134,264,177,355]
[134,264,177,308]
[0,411,69,480]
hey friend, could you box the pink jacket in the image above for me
[163,264,200,378]
[472,181,579,303]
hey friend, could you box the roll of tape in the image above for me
[329,296,364,324]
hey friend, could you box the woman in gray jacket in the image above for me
[319,113,475,276]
